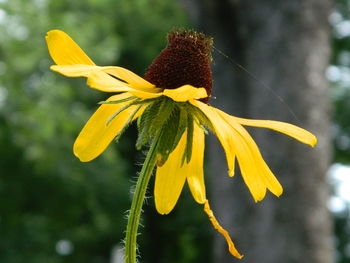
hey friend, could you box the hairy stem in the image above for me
[124,134,160,263]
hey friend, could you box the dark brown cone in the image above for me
[144,29,213,103]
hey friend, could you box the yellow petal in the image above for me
[51,65,132,92]
[155,132,188,214]
[102,66,157,92]
[88,72,164,98]
[85,69,134,92]
[163,85,207,102]
[186,123,206,204]
[234,117,317,147]
[50,64,162,96]
[133,103,148,120]
[192,100,279,201]
[204,200,243,259]
[73,93,139,162]
[190,100,236,176]
[46,30,95,66]
[50,64,102,77]
[51,64,162,93]
[216,109,283,201]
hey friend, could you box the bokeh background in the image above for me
[0,0,349,263]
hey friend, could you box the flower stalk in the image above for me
[124,131,161,263]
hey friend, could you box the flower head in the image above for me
[144,29,213,102]
[46,29,317,259]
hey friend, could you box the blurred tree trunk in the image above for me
[181,0,334,263]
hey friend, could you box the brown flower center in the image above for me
[144,29,213,103]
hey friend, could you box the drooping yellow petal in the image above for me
[186,123,206,204]
[50,64,103,77]
[88,71,164,98]
[50,61,206,102]
[50,64,161,96]
[73,93,139,162]
[102,66,157,92]
[216,109,283,200]
[88,72,164,98]
[155,132,188,214]
[190,100,236,176]
[234,117,317,147]
[46,30,95,66]
[192,100,275,201]
[51,64,161,92]
[51,64,133,92]
[204,200,243,259]
[163,85,207,102]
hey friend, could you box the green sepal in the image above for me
[114,105,142,143]
[190,103,214,132]
[136,99,163,150]
[98,96,137,104]
[136,97,175,149]
[184,114,194,164]
[156,106,181,166]
[106,99,142,125]
[170,106,188,153]
[148,97,175,137]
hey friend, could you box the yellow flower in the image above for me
[46,29,317,259]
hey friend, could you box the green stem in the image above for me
[124,134,160,263]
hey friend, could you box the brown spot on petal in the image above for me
[144,29,213,103]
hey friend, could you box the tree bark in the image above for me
[181,0,334,262]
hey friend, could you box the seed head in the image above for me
[144,29,213,103]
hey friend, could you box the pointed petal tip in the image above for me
[228,170,235,177]
[46,29,61,37]
[310,135,318,147]
[78,157,92,163]
[303,132,317,147]
[253,194,265,203]
[45,29,95,66]
[73,148,94,163]
[45,30,68,45]
[276,187,284,197]
[74,154,92,163]
[253,186,283,202]
[155,205,171,215]
[50,65,60,72]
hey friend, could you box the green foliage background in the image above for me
[330,0,350,262]
[0,1,210,263]
[1,0,350,262]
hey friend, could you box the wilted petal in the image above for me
[204,200,243,259]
